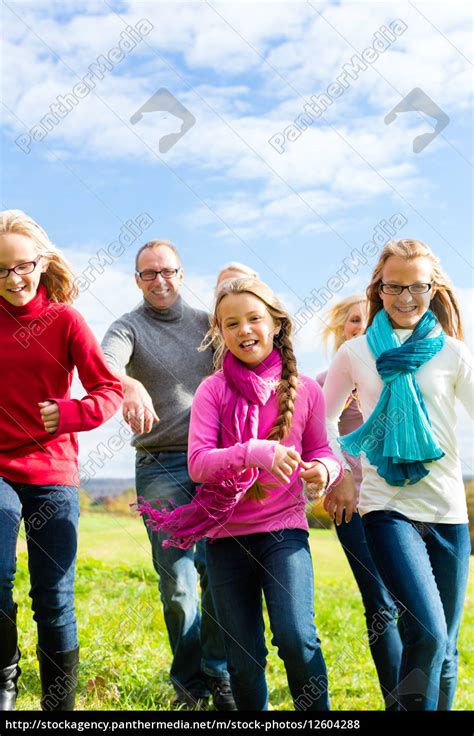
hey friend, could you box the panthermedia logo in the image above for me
[384,88,450,153]
[130,88,196,153]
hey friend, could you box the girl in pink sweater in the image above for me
[139,278,349,710]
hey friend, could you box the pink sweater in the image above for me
[188,371,343,538]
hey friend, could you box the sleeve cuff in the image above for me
[245,438,278,473]
[45,398,80,435]
[310,457,344,489]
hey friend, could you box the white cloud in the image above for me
[2,0,471,242]
[3,1,472,476]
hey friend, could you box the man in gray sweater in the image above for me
[101,240,234,710]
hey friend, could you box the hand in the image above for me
[38,401,60,434]
[271,444,302,484]
[299,460,329,500]
[323,471,357,525]
[123,379,159,434]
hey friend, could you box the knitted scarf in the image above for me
[135,348,282,549]
[339,309,445,486]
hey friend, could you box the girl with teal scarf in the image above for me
[323,239,472,711]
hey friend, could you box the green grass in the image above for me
[14,512,473,711]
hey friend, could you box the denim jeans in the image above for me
[335,511,402,709]
[205,529,329,711]
[363,510,471,710]
[0,477,79,652]
[135,450,228,698]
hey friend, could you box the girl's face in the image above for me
[219,292,280,368]
[343,302,367,342]
[379,255,434,329]
[0,233,48,306]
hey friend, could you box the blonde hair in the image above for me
[216,262,258,286]
[321,293,367,353]
[204,277,298,501]
[366,239,464,339]
[0,210,78,303]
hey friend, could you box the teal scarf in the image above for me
[339,309,445,486]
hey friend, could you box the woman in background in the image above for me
[215,262,258,290]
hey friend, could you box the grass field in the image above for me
[14,511,473,711]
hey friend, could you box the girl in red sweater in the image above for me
[0,210,123,711]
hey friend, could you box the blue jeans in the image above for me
[135,450,228,698]
[0,477,79,651]
[205,529,329,711]
[363,510,471,710]
[335,511,402,709]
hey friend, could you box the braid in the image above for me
[267,323,298,441]
[245,319,298,501]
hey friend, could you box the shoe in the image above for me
[37,646,79,711]
[171,692,209,710]
[0,604,21,711]
[207,676,237,711]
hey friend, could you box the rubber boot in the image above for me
[0,604,21,711]
[37,645,79,711]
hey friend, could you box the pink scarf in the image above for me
[135,348,282,549]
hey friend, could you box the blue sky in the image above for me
[1,0,472,477]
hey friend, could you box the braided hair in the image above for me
[201,277,299,501]
[267,320,298,441]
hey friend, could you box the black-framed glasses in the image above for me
[379,282,432,296]
[136,267,181,281]
[0,256,42,279]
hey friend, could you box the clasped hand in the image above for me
[270,444,328,495]
[38,400,60,433]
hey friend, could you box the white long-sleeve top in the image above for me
[323,327,474,524]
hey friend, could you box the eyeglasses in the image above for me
[379,282,432,295]
[0,256,42,279]
[136,267,181,281]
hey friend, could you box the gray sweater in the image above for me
[101,295,213,452]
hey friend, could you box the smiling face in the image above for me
[0,232,49,306]
[343,302,367,341]
[379,255,435,329]
[218,292,280,368]
[135,244,183,310]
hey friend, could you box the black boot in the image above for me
[206,675,237,711]
[37,646,79,711]
[0,604,21,711]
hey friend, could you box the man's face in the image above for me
[135,245,184,310]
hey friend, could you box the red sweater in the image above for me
[0,285,123,486]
